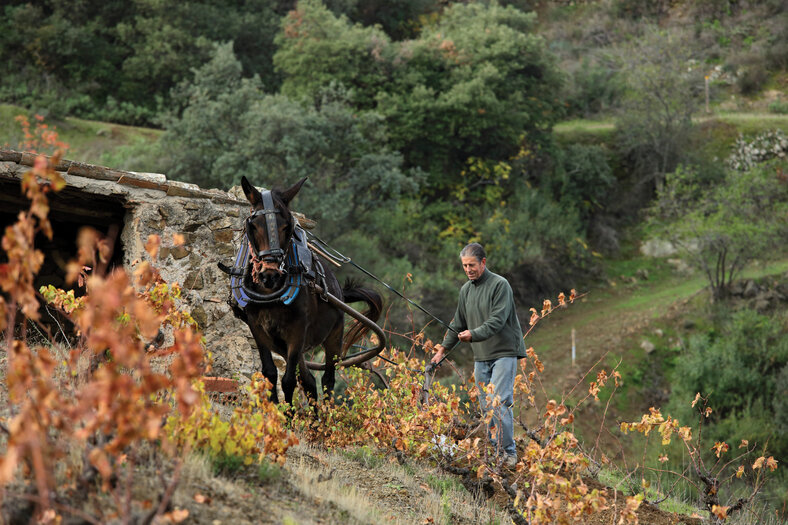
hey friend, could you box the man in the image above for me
[432,242,526,467]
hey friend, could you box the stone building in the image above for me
[0,148,303,381]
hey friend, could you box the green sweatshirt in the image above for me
[440,268,527,361]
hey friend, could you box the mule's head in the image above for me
[241,176,307,290]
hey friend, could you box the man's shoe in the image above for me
[504,454,517,468]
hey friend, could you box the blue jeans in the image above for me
[474,357,517,458]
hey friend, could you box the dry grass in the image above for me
[285,441,513,525]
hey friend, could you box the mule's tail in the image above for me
[341,279,383,354]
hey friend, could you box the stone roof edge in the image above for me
[0,148,317,228]
[0,148,244,205]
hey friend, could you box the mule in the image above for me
[232,176,382,405]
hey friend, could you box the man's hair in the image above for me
[460,242,486,263]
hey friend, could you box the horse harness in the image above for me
[218,189,328,308]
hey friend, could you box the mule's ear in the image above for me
[279,177,308,206]
[241,176,262,207]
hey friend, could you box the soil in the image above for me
[161,441,705,525]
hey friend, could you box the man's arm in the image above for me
[431,292,468,363]
[431,329,471,363]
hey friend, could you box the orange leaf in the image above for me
[145,235,161,259]
[711,505,729,519]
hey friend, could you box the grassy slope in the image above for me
[554,113,788,145]
[0,103,162,168]
[524,258,788,406]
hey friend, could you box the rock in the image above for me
[754,299,771,311]
[742,279,759,298]
[667,258,692,273]
[184,271,204,290]
[191,305,208,328]
[213,229,235,244]
[653,328,663,337]
[635,268,649,281]
[729,280,745,296]
[640,340,656,354]
[640,239,678,257]
[208,217,236,231]
[171,245,189,259]
[217,243,235,257]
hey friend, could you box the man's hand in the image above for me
[458,330,472,342]
[431,344,445,364]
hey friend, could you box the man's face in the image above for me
[461,255,486,281]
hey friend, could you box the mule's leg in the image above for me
[249,329,280,403]
[282,335,308,405]
[297,352,319,404]
[321,322,344,399]
[258,348,280,404]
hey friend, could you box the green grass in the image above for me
[711,112,788,134]
[0,103,162,167]
[553,112,788,144]
[597,467,700,517]
[339,445,384,469]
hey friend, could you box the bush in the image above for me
[734,59,769,95]
[768,99,788,115]
[669,308,788,459]
[727,129,788,171]
[553,143,616,219]
[563,58,623,118]
[610,0,671,19]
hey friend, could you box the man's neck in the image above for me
[472,269,488,285]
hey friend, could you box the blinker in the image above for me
[246,190,287,262]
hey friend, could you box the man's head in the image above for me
[460,243,486,281]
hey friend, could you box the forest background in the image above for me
[1,0,787,518]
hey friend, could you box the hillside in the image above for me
[1,0,786,523]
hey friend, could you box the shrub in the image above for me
[669,309,788,459]
[165,374,298,468]
[621,395,780,525]
[563,58,623,118]
[0,153,205,522]
[0,147,295,522]
[768,99,788,115]
[727,129,788,171]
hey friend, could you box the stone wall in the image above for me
[0,148,300,383]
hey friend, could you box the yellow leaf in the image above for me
[711,505,729,519]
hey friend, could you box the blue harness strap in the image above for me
[229,237,302,307]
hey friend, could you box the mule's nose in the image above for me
[261,271,279,289]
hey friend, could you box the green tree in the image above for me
[613,26,702,192]
[377,2,563,187]
[670,308,788,460]
[323,0,439,40]
[648,158,788,301]
[275,1,563,187]
[0,0,287,124]
[0,1,132,117]
[116,0,284,106]
[274,0,391,109]
[163,44,417,240]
